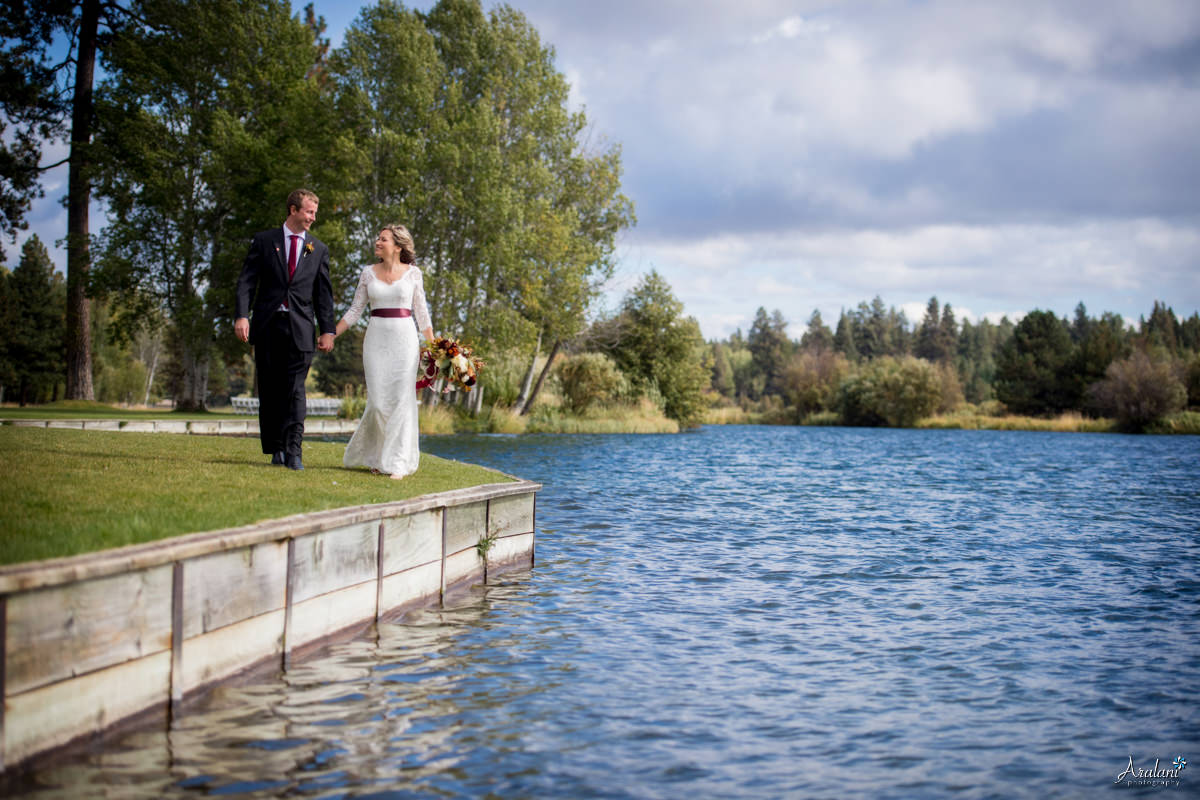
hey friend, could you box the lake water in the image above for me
[9,426,1200,798]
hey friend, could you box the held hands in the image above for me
[235,316,334,351]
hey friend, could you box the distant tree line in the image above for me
[699,297,1200,431]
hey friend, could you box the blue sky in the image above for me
[17,0,1200,340]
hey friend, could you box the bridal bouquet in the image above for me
[417,337,485,393]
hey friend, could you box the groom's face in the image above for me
[287,198,318,232]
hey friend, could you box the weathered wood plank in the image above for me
[444,501,487,556]
[0,483,539,595]
[443,548,484,591]
[288,582,377,651]
[379,562,442,616]
[381,509,441,576]
[487,532,535,572]
[181,609,285,693]
[182,541,288,638]
[6,566,173,696]
[4,651,170,766]
[488,493,534,538]
[290,523,378,605]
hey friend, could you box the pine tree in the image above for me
[915,296,944,361]
[800,309,834,354]
[748,307,790,398]
[995,310,1078,415]
[939,303,958,361]
[8,235,64,404]
[834,310,859,362]
[1141,301,1180,354]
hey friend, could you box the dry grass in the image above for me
[418,405,458,435]
[916,409,1118,433]
[702,406,762,425]
[526,398,678,433]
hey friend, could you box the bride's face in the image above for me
[374,230,396,261]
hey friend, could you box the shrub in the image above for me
[479,348,533,408]
[1088,350,1186,431]
[338,385,366,419]
[557,352,629,413]
[836,356,942,427]
[934,361,964,413]
[782,350,850,420]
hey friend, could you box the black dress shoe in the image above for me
[271,451,286,466]
[286,454,304,471]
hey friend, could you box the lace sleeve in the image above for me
[412,268,433,334]
[340,267,371,327]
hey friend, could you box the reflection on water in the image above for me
[7,426,1200,798]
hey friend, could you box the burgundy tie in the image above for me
[288,234,300,281]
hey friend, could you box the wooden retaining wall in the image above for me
[0,480,539,771]
[7,418,359,435]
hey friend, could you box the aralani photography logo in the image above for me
[1115,755,1187,788]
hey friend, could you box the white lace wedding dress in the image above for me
[339,265,432,477]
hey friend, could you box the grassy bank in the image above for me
[914,410,1118,433]
[702,404,1200,434]
[421,397,679,435]
[0,427,511,566]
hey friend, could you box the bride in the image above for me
[334,224,434,478]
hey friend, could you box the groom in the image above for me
[234,189,336,470]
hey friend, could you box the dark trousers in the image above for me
[255,312,314,457]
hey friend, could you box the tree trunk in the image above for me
[65,0,100,400]
[176,344,209,411]
[513,329,541,414]
[520,338,560,416]
[472,384,484,415]
[142,344,159,406]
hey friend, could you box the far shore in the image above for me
[3,400,1198,436]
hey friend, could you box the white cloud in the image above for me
[628,217,1200,339]
[751,15,831,45]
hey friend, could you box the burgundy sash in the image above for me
[372,308,412,318]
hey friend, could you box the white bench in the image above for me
[231,397,343,416]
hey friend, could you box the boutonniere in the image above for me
[304,242,314,255]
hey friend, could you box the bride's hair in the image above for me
[383,224,416,264]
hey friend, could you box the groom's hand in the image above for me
[317,333,335,352]
[234,317,250,343]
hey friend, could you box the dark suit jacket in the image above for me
[235,228,335,352]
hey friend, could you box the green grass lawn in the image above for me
[0,427,513,566]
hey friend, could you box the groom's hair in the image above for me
[286,189,319,214]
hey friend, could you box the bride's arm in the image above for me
[335,268,370,336]
[413,269,434,342]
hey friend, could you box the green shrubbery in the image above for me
[782,350,850,422]
[557,352,629,413]
[835,356,943,427]
[1088,351,1187,431]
